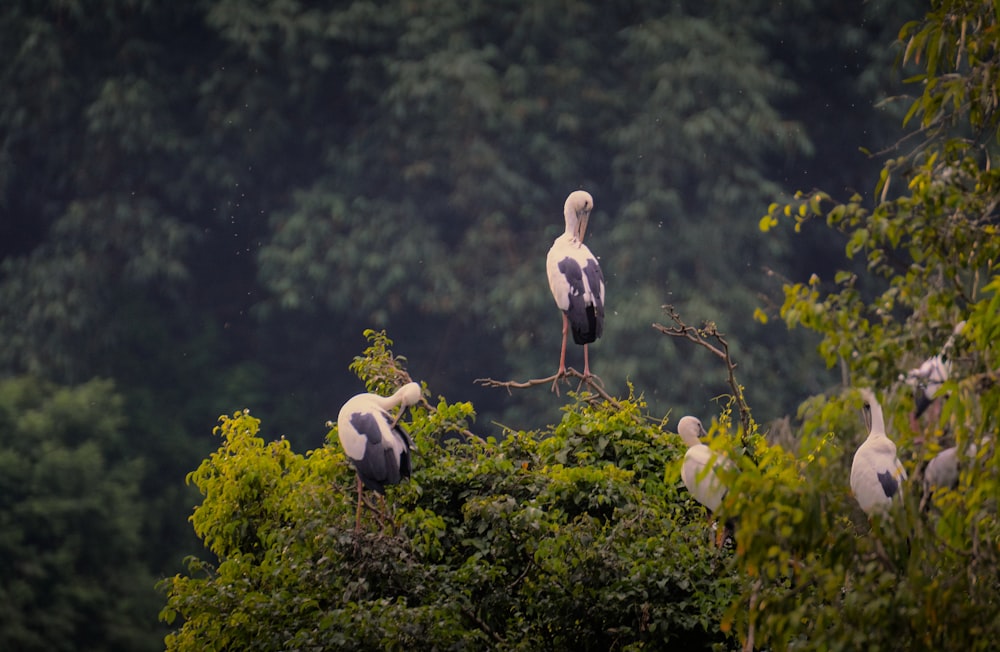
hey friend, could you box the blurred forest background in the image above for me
[1,0,925,649]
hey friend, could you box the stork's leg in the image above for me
[552,314,570,393]
[557,313,569,376]
[582,343,592,378]
[354,475,364,533]
[377,494,388,532]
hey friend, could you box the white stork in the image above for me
[678,416,733,512]
[903,320,965,421]
[678,416,735,545]
[336,382,421,531]
[546,190,605,378]
[850,389,907,516]
[920,445,959,511]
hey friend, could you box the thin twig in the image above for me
[460,605,506,644]
[476,368,624,410]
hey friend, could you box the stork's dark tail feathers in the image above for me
[569,306,601,345]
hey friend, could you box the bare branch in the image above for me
[653,305,755,453]
[476,368,624,410]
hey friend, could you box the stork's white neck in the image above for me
[369,382,421,411]
[866,397,887,438]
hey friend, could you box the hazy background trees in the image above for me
[0,0,931,649]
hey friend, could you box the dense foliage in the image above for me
[162,331,743,650]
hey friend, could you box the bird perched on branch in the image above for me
[335,382,421,532]
[678,416,736,545]
[546,190,605,378]
[903,320,965,422]
[850,389,907,516]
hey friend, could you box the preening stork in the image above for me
[546,190,605,378]
[904,321,965,420]
[850,389,907,516]
[336,382,422,531]
[678,416,736,546]
[678,416,733,513]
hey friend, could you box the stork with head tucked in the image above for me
[678,416,732,512]
[546,190,605,378]
[904,320,965,422]
[336,382,421,531]
[678,415,737,550]
[850,389,907,516]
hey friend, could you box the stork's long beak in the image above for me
[576,210,591,243]
[390,405,408,429]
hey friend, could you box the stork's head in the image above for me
[859,388,881,436]
[395,382,423,408]
[677,415,707,448]
[564,190,594,242]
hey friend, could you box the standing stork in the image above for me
[903,320,965,422]
[850,389,907,516]
[678,415,735,544]
[546,190,605,378]
[678,416,732,512]
[336,382,422,532]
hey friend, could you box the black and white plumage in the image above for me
[920,435,983,510]
[678,416,732,513]
[336,382,421,530]
[850,389,907,516]
[920,446,959,511]
[546,190,605,377]
[904,321,965,419]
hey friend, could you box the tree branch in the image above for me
[652,304,755,452]
[475,368,623,410]
[460,604,506,644]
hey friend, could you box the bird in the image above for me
[336,382,422,532]
[903,320,965,421]
[919,431,984,511]
[678,416,736,548]
[546,190,605,379]
[850,388,907,516]
[920,445,959,511]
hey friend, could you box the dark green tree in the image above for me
[0,377,160,652]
